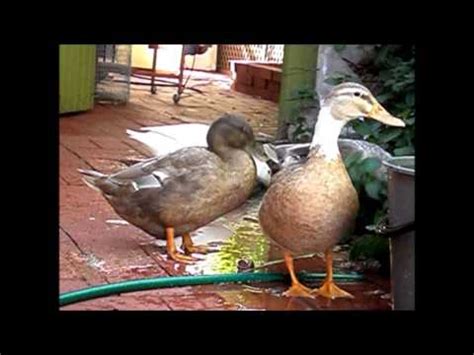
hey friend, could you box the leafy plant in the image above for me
[349,234,390,275]
[286,45,414,274]
[341,151,391,274]
[291,116,312,142]
[349,45,415,156]
[287,86,319,142]
[324,45,415,156]
[344,152,384,198]
[331,45,415,272]
[343,152,387,236]
[324,71,357,86]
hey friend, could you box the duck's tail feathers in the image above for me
[117,157,144,166]
[77,169,107,192]
[126,129,139,138]
[262,144,280,164]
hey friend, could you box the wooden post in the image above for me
[277,45,319,140]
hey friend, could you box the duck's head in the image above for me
[207,114,271,186]
[323,82,405,127]
[207,114,256,152]
[310,83,406,159]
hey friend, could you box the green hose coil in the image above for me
[59,272,364,307]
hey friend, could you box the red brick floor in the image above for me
[60,72,392,310]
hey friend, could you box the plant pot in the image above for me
[383,156,415,310]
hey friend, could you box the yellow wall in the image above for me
[131,45,217,73]
[184,45,217,71]
[132,45,182,73]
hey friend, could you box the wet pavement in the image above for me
[60,72,392,310]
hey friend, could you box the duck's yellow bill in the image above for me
[368,103,406,127]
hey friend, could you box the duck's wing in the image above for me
[263,143,308,171]
[78,156,166,196]
[338,139,392,161]
[264,139,392,182]
[79,147,217,196]
[111,147,214,182]
[263,144,280,164]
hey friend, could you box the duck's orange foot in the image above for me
[314,280,354,299]
[182,232,215,255]
[282,283,315,298]
[183,244,213,255]
[168,250,198,264]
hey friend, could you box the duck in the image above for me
[126,122,272,187]
[258,82,405,299]
[79,114,261,264]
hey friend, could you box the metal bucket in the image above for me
[383,156,415,310]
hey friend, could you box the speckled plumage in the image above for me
[259,147,359,255]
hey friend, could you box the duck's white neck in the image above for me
[310,106,346,160]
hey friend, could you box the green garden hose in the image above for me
[59,271,364,307]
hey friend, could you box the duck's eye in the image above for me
[354,92,361,97]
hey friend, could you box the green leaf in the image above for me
[373,209,387,225]
[405,116,415,125]
[375,46,390,65]
[384,78,395,87]
[352,122,372,137]
[405,92,415,106]
[296,116,306,124]
[324,77,344,85]
[370,121,383,133]
[343,151,364,167]
[349,235,389,262]
[393,146,415,156]
[376,92,392,103]
[365,180,383,200]
[360,158,382,173]
[378,129,402,143]
[349,167,362,191]
[298,133,311,141]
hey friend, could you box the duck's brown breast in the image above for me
[258,154,359,255]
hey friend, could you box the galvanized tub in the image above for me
[383,156,415,310]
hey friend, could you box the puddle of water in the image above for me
[80,251,159,277]
[82,253,107,272]
[185,218,271,275]
[149,223,234,249]
[106,219,130,225]
[184,193,273,275]
[364,289,384,296]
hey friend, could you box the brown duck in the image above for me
[79,114,261,264]
[258,83,406,299]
